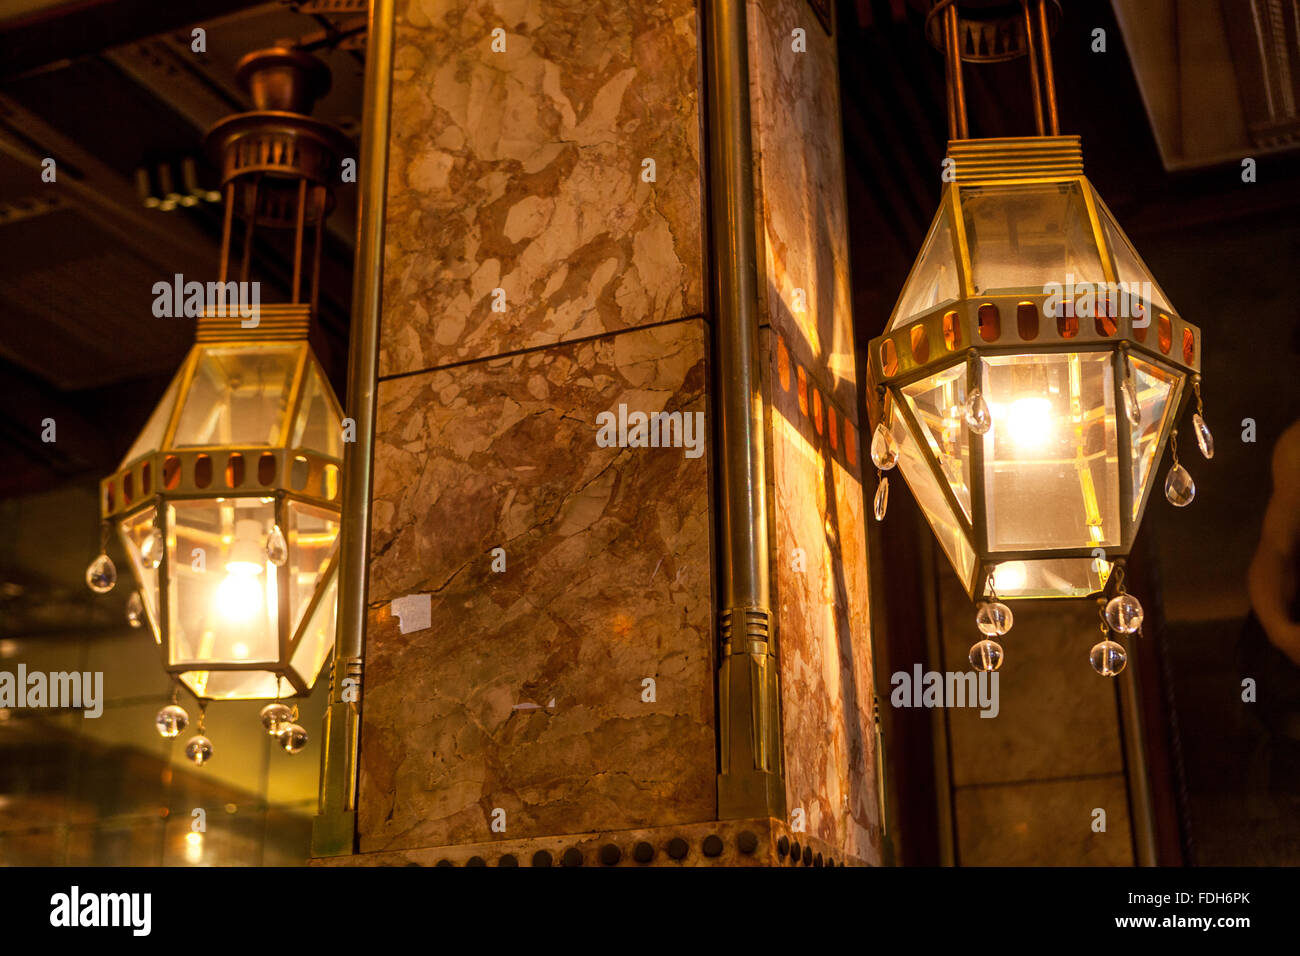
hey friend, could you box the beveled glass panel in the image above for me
[960,182,1105,294]
[119,373,181,466]
[167,498,279,666]
[290,361,343,458]
[901,364,973,523]
[171,345,298,447]
[890,206,960,329]
[290,567,337,690]
[890,406,976,585]
[118,505,161,643]
[1095,194,1173,313]
[981,352,1120,551]
[1129,356,1182,523]
[286,500,340,639]
[989,557,1111,599]
[180,670,282,701]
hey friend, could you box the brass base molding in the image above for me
[310,818,868,868]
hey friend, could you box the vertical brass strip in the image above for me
[704,0,784,820]
[1022,0,1045,136]
[947,5,968,139]
[311,0,396,858]
[1037,0,1060,135]
[1119,647,1158,865]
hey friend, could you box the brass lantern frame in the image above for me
[100,306,345,697]
[867,136,1202,599]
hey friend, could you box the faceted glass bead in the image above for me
[969,639,1004,672]
[1193,413,1214,460]
[870,422,898,471]
[963,388,992,434]
[141,525,164,570]
[873,476,889,521]
[85,553,117,593]
[278,723,309,754]
[976,601,1014,636]
[266,524,288,567]
[1105,592,1144,634]
[1164,463,1195,507]
[1090,640,1128,677]
[185,735,213,765]
[155,704,189,738]
[259,702,294,736]
[126,591,144,628]
[1121,377,1141,428]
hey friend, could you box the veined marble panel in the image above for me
[749,0,859,423]
[358,318,716,851]
[765,327,881,863]
[381,0,704,378]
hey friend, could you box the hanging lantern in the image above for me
[868,1,1211,673]
[86,49,350,753]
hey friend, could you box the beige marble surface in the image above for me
[380,0,704,378]
[749,0,858,422]
[358,318,716,852]
[765,328,880,863]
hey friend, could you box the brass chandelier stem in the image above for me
[1036,0,1060,135]
[1023,0,1046,136]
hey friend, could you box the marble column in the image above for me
[323,0,881,867]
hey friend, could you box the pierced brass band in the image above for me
[101,447,343,521]
[868,294,1202,390]
[947,135,1083,183]
[195,303,312,342]
[925,0,1061,64]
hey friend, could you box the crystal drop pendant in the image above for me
[85,553,117,593]
[1193,413,1214,460]
[155,704,189,738]
[278,723,309,755]
[259,702,294,736]
[185,735,213,765]
[873,476,889,521]
[266,524,288,567]
[969,639,1004,672]
[975,601,1014,636]
[1104,593,1144,634]
[126,591,144,628]
[963,388,992,434]
[1090,640,1128,676]
[1121,377,1141,428]
[870,423,898,471]
[141,526,164,570]
[1164,463,1195,507]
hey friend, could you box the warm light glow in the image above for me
[992,561,1028,592]
[1005,396,1053,449]
[215,568,262,621]
[185,831,203,865]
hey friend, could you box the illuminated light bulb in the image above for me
[215,519,266,622]
[1005,397,1053,449]
[231,642,250,659]
[991,561,1027,593]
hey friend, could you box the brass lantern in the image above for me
[867,2,1212,675]
[86,49,350,757]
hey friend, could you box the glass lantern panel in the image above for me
[1129,355,1182,523]
[167,498,280,667]
[889,205,960,329]
[286,500,340,638]
[290,566,337,690]
[120,373,181,467]
[1094,194,1174,314]
[180,670,283,701]
[960,182,1105,294]
[289,361,344,459]
[118,505,161,644]
[890,405,976,586]
[900,364,973,523]
[989,557,1112,599]
[981,352,1121,551]
[171,345,299,447]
